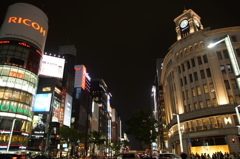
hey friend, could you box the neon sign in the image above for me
[8,17,46,36]
[0,104,32,117]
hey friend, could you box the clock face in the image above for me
[180,19,188,28]
[194,19,200,27]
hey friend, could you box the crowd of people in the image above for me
[189,151,240,159]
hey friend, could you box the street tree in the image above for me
[88,131,106,156]
[125,109,159,155]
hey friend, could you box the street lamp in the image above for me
[173,113,183,153]
[235,105,240,126]
[208,35,240,89]
[7,118,16,152]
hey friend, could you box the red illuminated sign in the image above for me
[0,41,10,44]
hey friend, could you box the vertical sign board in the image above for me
[59,87,67,127]
[63,93,72,127]
[0,3,49,52]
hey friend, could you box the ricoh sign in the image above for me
[0,3,48,52]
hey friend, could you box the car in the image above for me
[116,152,141,159]
[158,153,181,159]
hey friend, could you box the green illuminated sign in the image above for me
[0,104,32,117]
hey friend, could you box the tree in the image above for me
[125,109,159,156]
[59,126,88,156]
[88,131,106,156]
[109,142,123,155]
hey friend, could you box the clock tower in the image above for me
[174,9,203,40]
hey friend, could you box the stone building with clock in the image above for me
[156,9,240,154]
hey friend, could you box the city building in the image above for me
[158,9,240,154]
[0,3,48,153]
[111,108,121,143]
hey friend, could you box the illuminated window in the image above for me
[197,86,201,95]
[209,83,215,92]
[43,87,51,91]
[186,90,190,99]
[229,96,234,104]
[3,89,12,100]
[0,88,4,99]
[236,95,240,104]
[220,65,226,74]
[199,101,204,109]
[213,98,218,106]
[227,64,233,73]
[206,99,211,107]
[192,88,196,97]
[204,84,209,93]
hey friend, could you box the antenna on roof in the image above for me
[182,0,187,11]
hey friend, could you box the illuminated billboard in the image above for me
[32,114,46,138]
[52,100,60,122]
[0,3,49,52]
[39,55,65,79]
[33,93,52,112]
[63,93,72,127]
[74,65,91,91]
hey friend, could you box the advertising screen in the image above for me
[39,55,65,79]
[32,114,47,138]
[63,93,72,127]
[33,93,52,112]
[52,100,60,122]
[0,3,49,52]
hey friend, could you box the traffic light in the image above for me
[231,138,235,143]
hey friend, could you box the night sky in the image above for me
[1,0,240,150]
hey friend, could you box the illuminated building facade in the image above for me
[90,79,112,150]
[0,3,48,152]
[111,108,121,143]
[159,9,240,154]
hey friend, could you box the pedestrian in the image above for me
[181,152,188,159]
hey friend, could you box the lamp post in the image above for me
[7,118,16,152]
[173,113,183,153]
[235,105,240,126]
[208,35,240,89]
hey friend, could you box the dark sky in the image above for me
[1,0,240,150]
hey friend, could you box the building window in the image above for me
[191,59,196,67]
[42,87,51,91]
[217,51,223,60]
[223,50,229,59]
[220,65,226,74]
[236,96,240,104]
[213,98,218,106]
[231,36,237,42]
[182,64,185,72]
[224,80,230,89]
[209,82,215,92]
[186,90,190,99]
[189,104,193,111]
[189,46,193,52]
[231,79,237,89]
[184,48,188,55]
[182,92,185,100]
[195,44,199,51]
[203,54,208,63]
[199,101,204,109]
[200,70,205,79]
[229,96,234,104]
[189,74,193,83]
[194,72,198,81]
[236,48,240,57]
[192,88,196,97]
[206,99,211,107]
[180,78,183,86]
[184,76,187,85]
[227,64,233,73]
[197,56,202,65]
[187,61,191,69]
[194,102,199,110]
[204,84,209,93]
[206,68,211,77]
[178,66,181,73]
[197,86,201,95]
